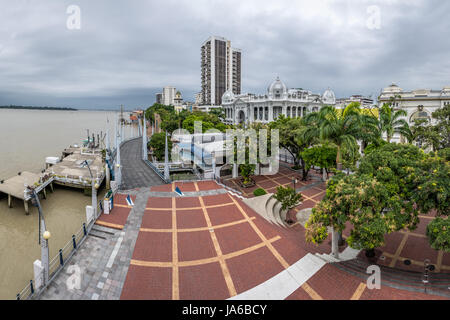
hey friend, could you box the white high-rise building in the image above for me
[201,36,241,106]
[162,86,176,106]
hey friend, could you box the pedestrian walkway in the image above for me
[120,137,166,190]
[37,180,449,300]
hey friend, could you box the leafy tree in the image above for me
[378,102,410,143]
[406,105,450,151]
[304,102,376,170]
[427,217,450,251]
[269,115,309,168]
[301,144,337,179]
[148,132,172,161]
[273,186,303,212]
[431,105,450,149]
[239,163,256,186]
[305,173,395,251]
[182,112,227,133]
[209,107,225,121]
[307,143,450,253]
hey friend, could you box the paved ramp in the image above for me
[120,138,166,190]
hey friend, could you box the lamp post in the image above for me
[292,177,298,191]
[30,189,50,286]
[83,160,100,218]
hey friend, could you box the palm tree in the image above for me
[304,102,376,170]
[378,100,409,143]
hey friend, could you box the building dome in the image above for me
[383,83,403,93]
[222,90,235,104]
[322,88,336,104]
[268,77,287,98]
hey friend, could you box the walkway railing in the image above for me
[143,160,171,184]
[15,198,104,300]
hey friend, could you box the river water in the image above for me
[0,109,138,299]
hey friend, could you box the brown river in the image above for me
[0,109,138,299]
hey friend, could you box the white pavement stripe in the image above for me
[106,231,125,269]
[229,253,326,300]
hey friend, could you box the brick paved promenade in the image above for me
[36,142,449,300]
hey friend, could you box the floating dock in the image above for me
[0,144,107,214]
[47,146,106,194]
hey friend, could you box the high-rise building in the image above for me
[162,86,176,105]
[155,93,162,104]
[201,36,241,106]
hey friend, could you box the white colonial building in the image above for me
[221,77,336,125]
[378,83,450,143]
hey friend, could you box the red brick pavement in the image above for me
[119,180,449,300]
[95,193,136,230]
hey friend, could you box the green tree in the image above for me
[301,144,337,180]
[305,173,395,253]
[431,105,450,149]
[209,107,225,121]
[182,112,227,133]
[148,132,172,161]
[427,218,450,251]
[273,186,303,212]
[304,102,376,170]
[378,101,410,143]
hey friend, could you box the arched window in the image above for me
[287,106,291,118]
[410,110,430,124]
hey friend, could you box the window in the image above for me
[287,107,291,118]
[254,107,258,120]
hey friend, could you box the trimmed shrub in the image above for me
[253,188,267,197]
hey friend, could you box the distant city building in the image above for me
[174,91,184,113]
[378,83,450,143]
[201,36,241,106]
[162,86,176,106]
[156,93,162,104]
[222,77,336,125]
[195,92,202,106]
[336,95,374,108]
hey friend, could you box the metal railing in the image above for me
[144,160,171,184]
[15,198,104,300]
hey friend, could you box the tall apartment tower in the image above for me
[162,86,176,105]
[201,36,241,106]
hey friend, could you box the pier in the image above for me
[48,146,106,194]
[0,171,54,215]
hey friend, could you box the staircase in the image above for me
[332,258,450,298]
[242,194,290,228]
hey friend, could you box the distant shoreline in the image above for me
[0,105,78,111]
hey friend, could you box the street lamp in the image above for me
[29,188,50,287]
[83,160,99,217]
[292,177,298,191]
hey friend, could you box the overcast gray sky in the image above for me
[0,0,449,109]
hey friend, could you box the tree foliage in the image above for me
[307,143,450,252]
[148,132,172,161]
[301,144,337,175]
[304,102,378,170]
[273,186,303,212]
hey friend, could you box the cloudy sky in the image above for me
[0,0,449,109]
